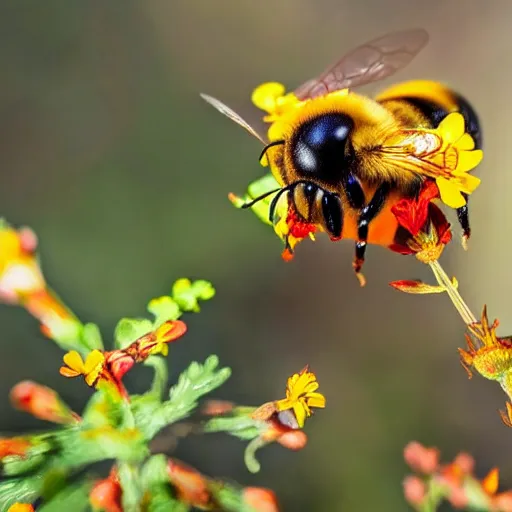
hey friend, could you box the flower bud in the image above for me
[10,380,79,424]
[243,487,280,512]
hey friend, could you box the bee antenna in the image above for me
[240,187,282,209]
[268,182,300,223]
[259,140,285,163]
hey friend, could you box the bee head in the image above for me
[290,113,354,184]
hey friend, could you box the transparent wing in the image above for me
[200,93,267,144]
[294,28,429,100]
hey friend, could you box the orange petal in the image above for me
[482,467,499,495]
[59,366,80,378]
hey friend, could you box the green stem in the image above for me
[145,356,168,399]
[428,260,477,325]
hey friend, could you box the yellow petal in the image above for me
[456,172,481,194]
[436,177,466,208]
[84,350,105,374]
[275,398,293,412]
[457,133,475,151]
[438,112,465,143]
[160,344,169,357]
[267,120,289,142]
[85,369,101,387]
[293,402,307,428]
[305,392,326,409]
[251,82,286,113]
[62,351,85,374]
[455,149,483,172]
[303,380,319,394]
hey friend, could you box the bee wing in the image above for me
[200,93,267,144]
[294,28,429,100]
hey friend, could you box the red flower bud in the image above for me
[10,380,79,424]
[243,487,280,512]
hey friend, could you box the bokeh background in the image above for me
[1,1,512,510]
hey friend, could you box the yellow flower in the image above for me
[251,82,307,143]
[433,113,483,208]
[275,366,326,428]
[59,349,105,387]
[251,82,302,122]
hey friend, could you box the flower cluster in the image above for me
[59,319,187,399]
[202,366,325,474]
[0,219,326,511]
[403,441,512,511]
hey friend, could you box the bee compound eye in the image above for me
[292,114,354,182]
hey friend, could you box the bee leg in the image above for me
[456,192,470,250]
[353,183,391,286]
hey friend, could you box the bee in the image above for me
[201,29,483,283]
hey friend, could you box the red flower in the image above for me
[167,459,212,508]
[90,467,122,512]
[391,181,440,236]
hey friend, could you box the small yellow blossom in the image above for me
[275,366,326,428]
[433,113,482,208]
[251,82,302,122]
[59,349,105,387]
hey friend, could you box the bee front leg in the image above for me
[353,183,390,286]
[456,192,471,250]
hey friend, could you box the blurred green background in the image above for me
[1,1,511,510]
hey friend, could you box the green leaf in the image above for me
[40,467,70,503]
[171,279,216,313]
[147,296,181,325]
[140,455,188,512]
[2,436,55,477]
[202,415,262,441]
[229,173,280,226]
[145,488,189,512]
[118,463,142,512]
[145,356,169,399]
[80,322,104,350]
[46,319,84,353]
[38,480,92,512]
[114,318,153,349]
[137,355,231,439]
[55,425,149,468]
[131,393,163,440]
[0,474,43,510]
[212,482,250,512]
[140,454,169,489]
[81,383,125,428]
[190,280,215,301]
